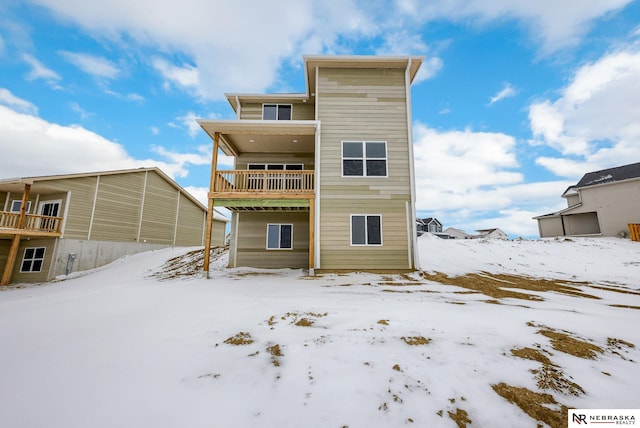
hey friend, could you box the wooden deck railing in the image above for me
[214,170,314,194]
[0,212,63,234]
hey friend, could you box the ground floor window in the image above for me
[20,247,46,272]
[267,224,293,250]
[351,215,382,246]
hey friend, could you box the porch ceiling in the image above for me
[197,120,318,156]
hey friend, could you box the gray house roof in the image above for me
[575,162,640,188]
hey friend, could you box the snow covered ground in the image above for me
[1,235,639,428]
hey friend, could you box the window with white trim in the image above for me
[20,247,46,273]
[10,200,32,213]
[351,215,382,246]
[263,104,292,120]
[267,224,293,250]
[342,141,387,177]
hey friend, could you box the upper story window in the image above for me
[10,200,32,213]
[263,104,292,120]
[342,141,387,177]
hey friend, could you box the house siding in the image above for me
[0,238,57,283]
[234,211,309,268]
[316,67,412,270]
[139,171,179,244]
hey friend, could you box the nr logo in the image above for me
[572,413,588,424]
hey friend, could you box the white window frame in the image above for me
[10,200,32,213]
[262,103,293,120]
[350,214,383,246]
[341,141,388,178]
[20,247,46,273]
[266,224,293,250]
[38,200,62,217]
[247,163,304,170]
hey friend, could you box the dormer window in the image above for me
[263,104,292,120]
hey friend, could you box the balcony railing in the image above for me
[0,212,63,235]
[214,170,314,194]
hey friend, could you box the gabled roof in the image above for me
[0,167,229,222]
[575,162,640,188]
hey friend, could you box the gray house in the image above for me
[534,162,640,238]
[1,168,228,285]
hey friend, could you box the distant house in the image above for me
[534,162,640,238]
[419,218,443,233]
[1,168,228,285]
[475,228,508,240]
[442,227,472,239]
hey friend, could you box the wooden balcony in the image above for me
[0,212,63,237]
[212,170,314,197]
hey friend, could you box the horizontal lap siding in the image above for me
[236,212,309,268]
[176,193,207,246]
[2,238,57,283]
[317,67,411,270]
[90,172,145,242]
[139,172,178,244]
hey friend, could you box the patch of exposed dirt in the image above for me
[266,312,328,328]
[533,327,603,359]
[448,408,472,428]
[401,336,431,346]
[223,332,254,346]
[420,271,600,301]
[512,347,585,396]
[492,383,568,428]
[149,247,227,281]
[609,304,640,310]
[267,344,283,366]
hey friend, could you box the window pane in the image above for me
[24,248,34,259]
[21,260,32,272]
[343,142,363,158]
[267,164,284,170]
[366,160,387,176]
[367,216,382,245]
[267,225,280,249]
[11,201,21,212]
[263,105,277,120]
[248,164,266,170]
[280,225,292,249]
[351,216,366,245]
[35,248,45,258]
[343,160,363,176]
[32,260,43,272]
[366,142,386,158]
[277,105,292,120]
[285,164,303,170]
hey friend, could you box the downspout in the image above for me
[314,66,321,270]
[136,170,149,243]
[87,175,100,240]
[405,58,420,270]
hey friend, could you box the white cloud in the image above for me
[152,58,199,93]
[529,46,640,177]
[413,123,574,236]
[0,104,210,179]
[398,0,633,54]
[69,101,92,120]
[175,111,201,137]
[488,82,517,105]
[0,88,38,115]
[22,53,62,84]
[59,51,120,79]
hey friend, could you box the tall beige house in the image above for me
[199,55,423,273]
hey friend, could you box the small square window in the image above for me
[10,200,31,213]
[351,215,382,246]
[20,247,46,273]
[342,141,387,177]
[263,104,292,120]
[266,224,293,250]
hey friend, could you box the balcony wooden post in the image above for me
[1,183,31,285]
[203,132,220,278]
[309,196,315,273]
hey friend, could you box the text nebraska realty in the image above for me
[572,413,636,424]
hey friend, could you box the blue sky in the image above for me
[1,0,639,238]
